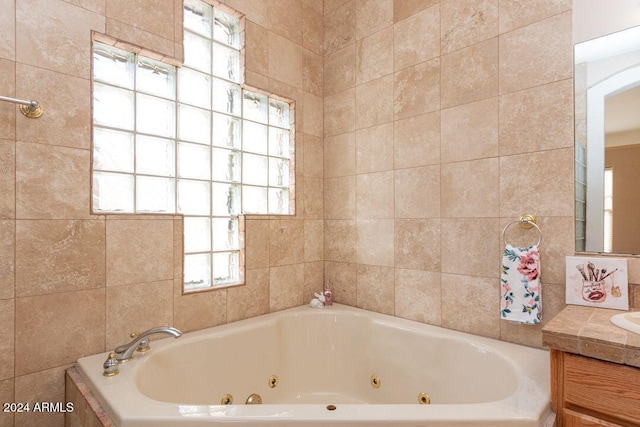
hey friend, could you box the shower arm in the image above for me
[0,94,43,118]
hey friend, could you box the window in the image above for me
[91,0,294,292]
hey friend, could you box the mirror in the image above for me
[575,25,640,255]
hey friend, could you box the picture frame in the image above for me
[565,256,628,310]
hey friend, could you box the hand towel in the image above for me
[500,244,541,324]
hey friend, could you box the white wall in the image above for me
[574,0,640,43]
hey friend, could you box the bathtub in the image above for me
[74,304,553,427]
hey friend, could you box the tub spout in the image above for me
[114,326,182,362]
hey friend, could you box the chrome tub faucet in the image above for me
[114,326,182,363]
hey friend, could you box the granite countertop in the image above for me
[542,305,640,368]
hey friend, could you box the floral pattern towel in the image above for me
[500,244,541,324]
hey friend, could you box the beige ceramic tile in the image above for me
[441,37,498,109]
[324,132,355,178]
[518,216,575,286]
[245,219,270,269]
[356,74,393,129]
[172,282,226,332]
[268,67,304,103]
[441,0,498,54]
[268,0,303,45]
[16,142,91,220]
[394,112,440,169]
[324,44,356,97]
[303,177,323,219]
[105,280,173,349]
[0,0,15,60]
[326,0,351,14]
[245,21,269,76]
[15,288,105,375]
[270,219,304,266]
[225,0,268,27]
[304,220,324,262]
[356,171,394,219]
[356,123,394,174]
[356,26,393,85]
[106,218,173,286]
[500,148,573,217]
[303,49,323,97]
[393,0,440,23]
[542,305,594,337]
[270,263,304,311]
[501,321,544,347]
[356,264,394,315]
[0,220,14,299]
[441,158,499,218]
[303,3,323,55]
[499,0,572,34]
[324,220,356,262]
[173,216,182,278]
[227,267,270,323]
[394,165,440,218]
[0,61,15,142]
[106,0,175,40]
[16,0,105,78]
[303,134,323,178]
[268,32,303,87]
[303,261,324,301]
[0,379,14,427]
[245,70,269,90]
[0,299,13,381]
[498,11,572,94]
[393,58,440,120]
[394,4,440,71]
[357,219,394,267]
[15,220,105,297]
[395,218,441,271]
[324,261,357,305]
[15,365,69,427]
[16,64,92,150]
[441,273,501,339]
[499,79,573,155]
[303,91,323,137]
[324,177,355,220]
[441,218,500,278]
[0,140,15,219]
[324,89,355,137]
[441,97,498,163]
[106,18,175,59]
[356,0,393,40]
[62,0,106,14]
[395,268,441,324]
[301,0,323,15]
[324,0,356,55]
[578,340,625,364]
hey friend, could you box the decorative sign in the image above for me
[565,256,628,310]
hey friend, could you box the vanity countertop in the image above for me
[542,305,640,367]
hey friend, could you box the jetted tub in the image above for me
[75,304,553,426]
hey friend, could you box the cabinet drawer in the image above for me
[564,353,640,424]
[563,409,625,427]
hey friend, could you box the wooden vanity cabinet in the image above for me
[551,350,640,427]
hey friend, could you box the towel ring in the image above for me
[502,214,542,247]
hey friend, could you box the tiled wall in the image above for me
[1,1,640,426]
[0,0,323,426]
[322,0,579,348]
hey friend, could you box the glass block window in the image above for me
[91,0,294,292]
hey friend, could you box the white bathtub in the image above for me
[75,304,553,426]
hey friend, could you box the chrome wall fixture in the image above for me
[0,95,43,118]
